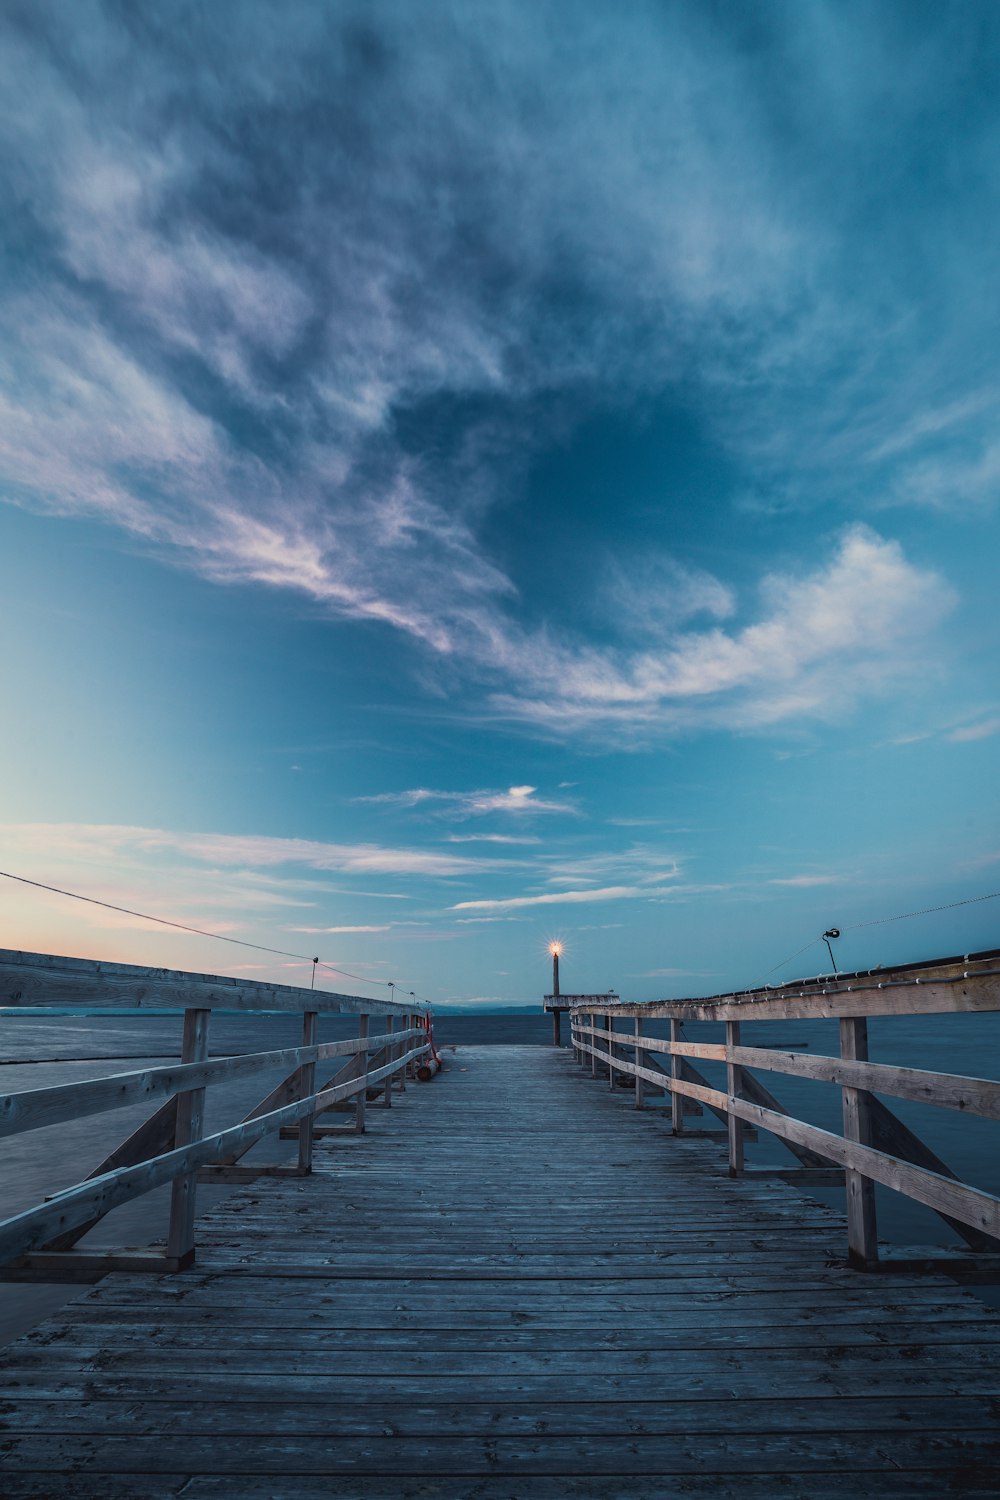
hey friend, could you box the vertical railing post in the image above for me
[396,1014,408,1092]
[355,1013,370,1134]
[841,1015,878,1269]
[634,1017,643,1109]
[607,1014,616,1089]
[670,1019,684,1136]
[591,1012,598,1076]
[726,1019,744,1176]
[166,1007,210,1267]
[298,1009,318,1174]
[383,1015,394,1107]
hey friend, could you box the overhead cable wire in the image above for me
[841,889,1000,931]
[759,935,826,981]
[761,887,1000,984]
[0,867,425,998]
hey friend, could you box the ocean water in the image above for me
[2,1008,998,1343]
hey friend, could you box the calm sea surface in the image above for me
[3,1009,998,1343]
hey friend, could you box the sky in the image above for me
[1,0,999,1009]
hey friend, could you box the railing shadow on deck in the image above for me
[568,947,1000,1279]
[0,948,431,1280]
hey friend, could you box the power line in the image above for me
[761,888,1000,983]
[0,867,428,1001]
[760,936,825,981]
[843,889,1000,931]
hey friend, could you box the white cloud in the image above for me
[356,785,576,817]
[1,822,514,880]
[452,883,678,912]
[947,718,1000,743]
[485,527,952,733]
[768,875,843,888]
[602,553,736,639]
[446,834,542,845]
[287,925,391,934]
[537,846,680,889]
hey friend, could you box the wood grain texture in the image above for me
[0,948,416,1017]
[0,1028,422,1141]
[1,1044,998,1495]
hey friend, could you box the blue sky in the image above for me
[1,0,998,1007]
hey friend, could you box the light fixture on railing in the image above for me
[822,929,840,973]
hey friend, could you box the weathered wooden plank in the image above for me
[21,1320,1000,1356]
[734,1094,1000,1240]
[0,1029,418,1139]
[13,1334,1000,1375]
[570,950,1000,1021]
[840,1015,878,1270]
[5,1363,998,1404]
[0,947,418,1017]
[577,1023,1000,1123]
[39,1094,179,1254]
[4,1429,1000,1475]
[0,1476,985,1500]
[727,1044,1000,1120]
[864,1093,1000,1253]
[166,1007,210,1264]
[42,1304,1000,1337]
[4,1394,999,1438]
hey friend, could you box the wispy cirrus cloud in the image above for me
[0,5,969,742]
[485,527,952,733]
[445,833,542,845]
[287,925,392,935]
[535,846,680,889]
[1,822,517,880]
[947,717,1000,743]
[452,882,680,912]
[356,785,575,817]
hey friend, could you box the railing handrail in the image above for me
[570,1020,1000,1122]
[0,946,418,1017]
[0,1027,425,1139]
[0,947,435,1275]
[0,1036,428,1265]
[569,948,1000,1022]
[569,953,1000,1271]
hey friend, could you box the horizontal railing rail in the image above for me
[569,950,1000,1273]
[0,946,417,1015]
[0,949,432,1277]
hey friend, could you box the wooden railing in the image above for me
[0,948,431,1278]
[569,948,1000,1274]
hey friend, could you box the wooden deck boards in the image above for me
[2,1043,999,1497]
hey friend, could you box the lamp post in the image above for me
[549,943,563,1047]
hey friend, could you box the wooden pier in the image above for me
[3,1039,1000,1495]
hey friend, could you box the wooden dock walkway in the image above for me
[2,1043,999,1497]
